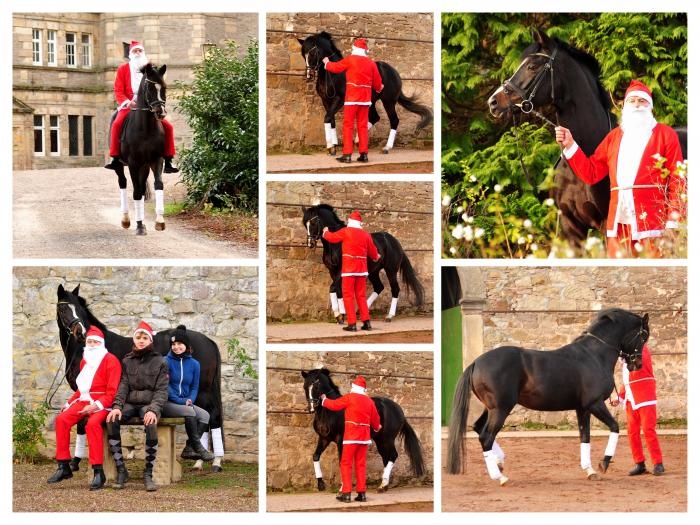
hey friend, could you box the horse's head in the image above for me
[139,63,168,120]
[297,32,341,80]
[301,368,337,413]
[56,283,89,344]
[302,204,345,248]
[594,309,650,372]
[488,28,561,120]
[619,312,649,372]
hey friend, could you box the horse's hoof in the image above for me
[385,316,393,323]
[136,226,147,236]
[317,479,326,491]
[499,476,509,486]
[382,148,389,154]
[121,215,130,229]
[211,465,223,473]
[155,222,165,231]
[586,468,602,481]
[328,147,336,156]
[377,485,388,493]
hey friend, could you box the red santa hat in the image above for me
[624,80,653,107]
[349,210,362,222]
[352,375,367,390]
[85,326,105,344]
[129,41,145,53]
[352,38,368,55]
[133,320,154,342]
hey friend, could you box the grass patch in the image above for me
[164,202,186,216]
[656,418,687,429]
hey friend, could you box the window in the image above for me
[65,33,76,67]
[33,115,45,156]
[47,30,57,66]
[32,29,42,65]
[49,115,60,156]
[68,116,79,156]
[82,116,93,156]
[81,34,92,67]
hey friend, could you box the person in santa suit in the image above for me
[104,41,179,174]
[322,210,381,332]
[47,326,122,490]
[610,344,665,475]
[320,375,382,502]
[555,79,685,258]
[322,38,384,163]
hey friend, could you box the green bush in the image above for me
[13,401,48,463]
[176,40,259,213]
[227,338,258,380]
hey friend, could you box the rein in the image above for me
[134,77,166,116]
[309,378,336,408]
[305,43,342,99]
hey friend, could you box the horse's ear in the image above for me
[643,313,649,327]
[532,27,551,47]
[297,38,304,46]
[158,64,167,77]
[301,371,308,378]
[301,205,307,213]
[71,283,80,296]
[321,368,330,376]
[57,284,65,297]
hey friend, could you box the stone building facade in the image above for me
[267,351,434,491]
[12,266,259,463]
[266,181,434,321]
[13,13,257,170]
[266,13,433,152]
[454,266,687,427]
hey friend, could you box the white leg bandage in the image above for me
[367,292,379,308]
[388,297,399,317]
[338,299,346,315]
[314,460,323,479]
[193,459,204,470]
[330,292,340,316]
[604,432,619,457]
[331,127,338,145]
[385,129,397,150]
[382,461,394,484]
[155,189,164,216]
[492,440,505,461]
[200,431,210,450]
[580,442,592,470]
[120,188,129,213]
[368,122,374,131]
[483,450,503,480]
[212,427,224,457]
[135,197,145,222]
[324,123,333,149]
[74,433,87,458]
[213,456,222,468]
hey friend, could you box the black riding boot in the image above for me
[69,457,82,472]
[47,459,73,484]
[336,154,352,163]
[343,324,357,332]
[107,422,128,489]
[143,467,157,492]
[336,492,352,502]
[355,492,367,502]
[163,157,179,173]
[357,153,369,162]
[104,156,122,170]
[653,463,665,475]
[183,417,215,461]
[629,462,647,476]
[89,465,106,491]
[361,320,372,331]
[143,431,158,491]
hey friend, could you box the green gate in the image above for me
[441,306,463,425]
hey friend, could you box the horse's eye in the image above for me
[528,64,537,71]
[503,87,510,95]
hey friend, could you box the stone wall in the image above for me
[461,266,687,427]
[13,13,257,169]
[266,13,433,152]
[267,351,433,490]
[12,266,259,463]
[266,181,434,321]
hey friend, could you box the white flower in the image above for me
[494,184,502,193]
[517,236,526,245]
[456,206,464,213]
[523,219,533,228]
[464,225,474,241]
[475,227,485,239]
[545,198,555,206]
[461,213,469,222]
[670,211,681,220]
[565,248,575,258]
[451,224,464,239]
[466,216,474,224]
[651,153,663,160]
[530,243,539,251]
[449,247,457,255]
[585,237,601,251]
[634,243,644,253]
[639,211,648,221]
[442,194,451,207]
[469,175,477,182]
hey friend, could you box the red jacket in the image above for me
[322,225,380,276]
[114,62,135,107]
[566,124,685,238]
[66,353,122,411]
[325,54,383,105]
[322,392,382,444]
[619,345,657,410]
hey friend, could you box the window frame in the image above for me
[33,114,45,157]
[32,28,42,65]
[65,32,76,68]
[49,115,60,156]
[47,29,57,66]
[81,33,92,68]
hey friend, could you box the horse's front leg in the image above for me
[590,400,620,474]
[153,160,165,231]
[576,408,601,480]
[382,100,400,154]
[130,164,147,236]
[324,98,343,156]
[115,163,130,229]
[329,279,344,325]
[313,436,332,491]
[334,274,346,323]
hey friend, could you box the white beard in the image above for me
[129,53,149,95]
[76,343,108,401]
[620,105,656,137]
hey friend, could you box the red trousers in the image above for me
[340,443,369,493]
[342,104,370,155]
[110,108,175,157]
[626,403,663,465]
[342,275,370,326]
[607,224,661,258]
[55,400,109,466]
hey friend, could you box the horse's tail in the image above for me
[209,337,225,451]
[399,418,425,477]
[399,250,425,306]
[397,92,433,131]
[447,363,474,474]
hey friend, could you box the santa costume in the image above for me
[619,344,664,475]
[48,326,122,490]
[563,79,685,257]
[324,38,384,162]
[322,211,380,331]
[106,40,177,171]
[321,376,382,501]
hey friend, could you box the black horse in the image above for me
[302,204,424,323]
[301,368,425,492]
[297,32,433,155]
[55,284,225,471]
[488,29,687,244]
[447,308,649,485]
[113,63,168,235]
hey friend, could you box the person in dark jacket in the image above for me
[105,321,168,491]
[161,325,214,462]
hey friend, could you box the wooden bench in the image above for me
[93,417,184,486]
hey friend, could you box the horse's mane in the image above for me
[316,204,345,226]
[552,38,612,113]
[77,296,109,333]
[316,31,343,57]
[591,307,639,328]
[318,368,342,396]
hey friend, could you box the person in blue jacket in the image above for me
[161,325,214,461]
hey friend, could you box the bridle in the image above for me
[56,301,86,339]
[305,214,322,248]
[502,48,559,125]
[304,42,342,79]
[583,320,649,365]
[48,301,88,408]
[307,378,334,411]
[135,76,167,118]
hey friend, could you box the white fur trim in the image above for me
[347,219,362,228]
[351,46,367,56]
[580,442,592,470]
[625,90,653,107]
[133,328,152,341]
[341,272,369,277]
[563,142,579,159]
[212,427,224,456]
[350,384,367,395]
[367,291,379,307]
[342,440,372,444]
[314,461,323,478]
[604,432,619,457]
[344,101,372,106]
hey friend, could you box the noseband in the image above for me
[307,378,333,408]
[304,43,341,80]
[135,77,167,117]
[56,301,85,338]
[502,48,558,117]
[306,215,322,248]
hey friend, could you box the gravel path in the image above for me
[266,148,433,173]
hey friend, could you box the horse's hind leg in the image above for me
[153,161,165,231]
[382,101,400,154]
[479,408,510,485]
[358,103,381,145]
[589,401,620,475]
[375,439,399,493]
[473,409,505,471]
[334,275,346,322]
[115,164,130,229]
[366,272,384,310]
[385,269,400,322]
